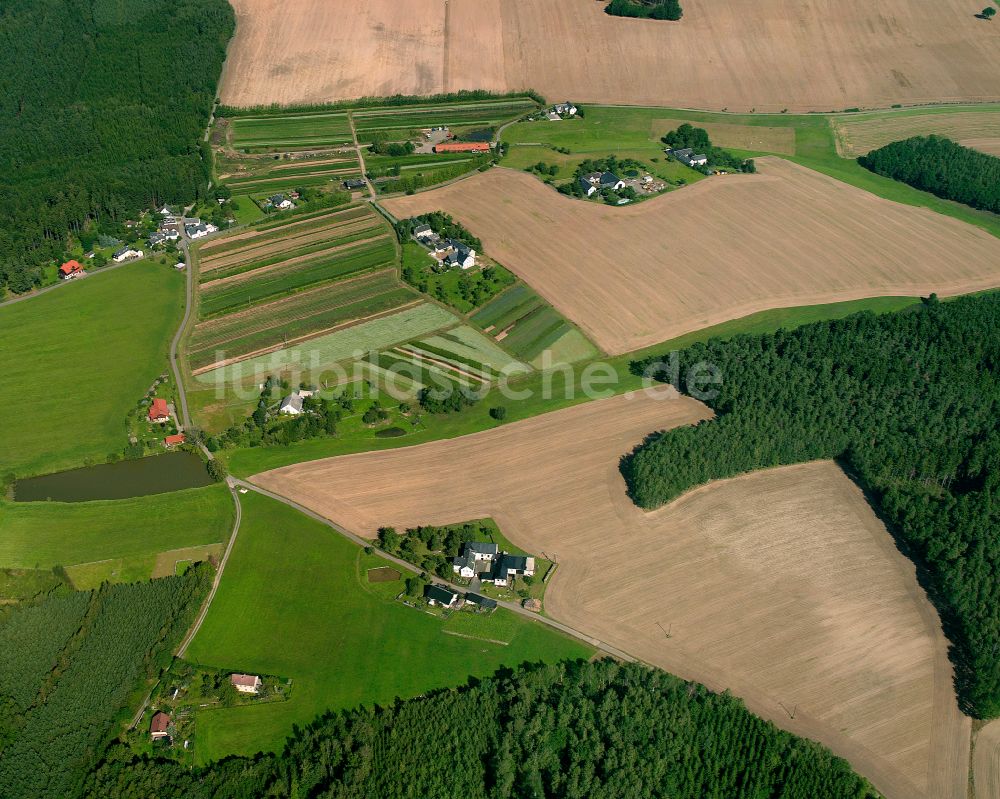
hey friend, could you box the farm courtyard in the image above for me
[384,159,1000,355]
[251,391,970,799]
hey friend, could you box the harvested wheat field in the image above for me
[252,392,969,799]
[384,159,1000,355]
[220,0,1000,111]
[963,137,1000,156]
[833,108,1000,156]
[975,720,1000,799]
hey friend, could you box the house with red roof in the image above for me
[148,397,170,424]
[149,711,171,740]
[163,433,186,447]
[59,260,84,280]
[433,142,491,154]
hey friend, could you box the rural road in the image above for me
[176,479,244,658]
[168,222,195,432]
[230,478,637,663]
[347,112,377,200]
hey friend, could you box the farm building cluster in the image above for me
[452,541,535,586]
[413,224,477,270]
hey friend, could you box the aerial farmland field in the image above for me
[183,490,592,762]
[384,160,1000,354]
[0,262,184,478]
[831,105,1000,156]
[228,111,353,150]
[217,0,1000,111]
[0,485,232,588]
[251,393,970,799]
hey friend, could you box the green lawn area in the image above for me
[224,294,920,477]
[0,261,185,477]
[230,194,264,225]
[502,105,1000,240]
[184,491,593,763]
[0,485,232,575]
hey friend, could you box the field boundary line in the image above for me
[441,629,509,646]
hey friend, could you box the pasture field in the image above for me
[384,161,1000,354]
[220,294,920,476]
[218,0,1000,111]
[0,262,184,478]
[0,485,232,585]
[195,302,460,385]
[252,394,970,799]
[416,325,530,376]
[183,490,592,763]
[190,271,418,371]
[831,105,1000,156]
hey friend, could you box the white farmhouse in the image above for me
[113,247,143,262]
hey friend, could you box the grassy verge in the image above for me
[183,491,592,763]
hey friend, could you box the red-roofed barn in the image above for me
[163,433,186,447]
[148,398,170,423]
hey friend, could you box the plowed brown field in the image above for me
[252,392,970,799]
[384,159,1000,355]
[975,720,1000,799]
[219,0,1000,111]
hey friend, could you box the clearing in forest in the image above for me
[218,0,1000,111]
[252,392,970,799]
[384,159,1000,355]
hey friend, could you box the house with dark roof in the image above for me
[598,171,625,190]
[464,592,498,610]
[444,240,476,270]
[578,176,598,197]
[343,178,367,190]
[668,148,708,167]
[485,553,536,587]
[279,393,304,415]
[425,584,460,608]
[453,542,499,578]
[413,224,434,239]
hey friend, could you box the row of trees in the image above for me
[0,0,234,293]
[858,134,1000,213]
[0,569,211,798]
[606,0,683,21]
[81,659,874,798]
[396,212,483,250]
[623,292,1000,717]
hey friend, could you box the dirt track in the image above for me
[251,392,970,799]
[384,159,1000,355]
[219,0,1000,111]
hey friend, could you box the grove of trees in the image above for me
[622,293,1000,717]
[606,0,684,21]
[662,123,757,173]
[858,135,1000,213]
[0,0,234,293]
[81,659,875,798]
[0,569,211,798]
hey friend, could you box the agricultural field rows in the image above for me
[351,97,538,141]
[196,302,460,385]
[832,106,1000,156]
[189,271,418,371]
[230,111,352,149]
[199,237,397,318]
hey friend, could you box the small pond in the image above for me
[13,451,213,503]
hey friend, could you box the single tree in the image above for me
[984,6,997,19]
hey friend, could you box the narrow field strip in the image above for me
[394,346,492,383]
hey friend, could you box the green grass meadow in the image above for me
[0,262,185,477]
[184,491,592,763]
[0,485,232,574]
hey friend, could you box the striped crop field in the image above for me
[412,326,530,377]
[195,303,460,385]
[224,157,362,195]
[188,270,419,372]
[199,237,397,319]
[352,98,539,142]
[229,111,353,149]
[471,285,598,367]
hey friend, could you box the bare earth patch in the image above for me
[384,160,1000,355]
[151,544,223,578]
[975,720,1000,799]
[962,137,1000,156]
[220,0,1000,111]
[366,566,401,583]
[251,391,969,799]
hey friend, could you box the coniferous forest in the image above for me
[81,660,875,799]
[858,135,1000,213]
[622,293,1000,717]
[0,0,234,293]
